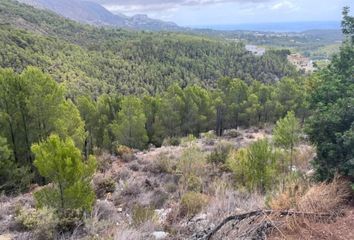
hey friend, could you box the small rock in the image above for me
[306,169,315,176]
[0,234,13,240]
[152,231,168,239]
[155,208,172,223]
[193,213,207,222]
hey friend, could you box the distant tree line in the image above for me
[76,76,308,153]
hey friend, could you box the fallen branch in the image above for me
[201,210,333,240]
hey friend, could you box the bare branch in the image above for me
[199,210,333,240]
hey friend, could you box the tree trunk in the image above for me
[216,106,223,136]
[4,100,18,162]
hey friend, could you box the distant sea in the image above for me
[190,21,341,32]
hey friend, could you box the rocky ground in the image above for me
[0,127,353,240]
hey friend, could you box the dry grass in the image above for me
[113,180,141,207]
[0,200,13,233]
[114,220,158,240]
[177,145,207,193]
[206,183,264,223]
[269,175,310,211]
[179,192,209,217]
[96,152,117,173]
[293,145,316,172]
[149,189,169,209]
[120,181,141,196]
[83,202,116,238]
[115,167,131,181]
[297,178,352,215]
[149,152,176,174]
[269,177,353,239]
[114,226,144,240]
[132,205,157,226]
[271,177,352,214]
[128,161,140,172]
[200,130,217,145]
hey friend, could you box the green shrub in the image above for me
[207,141,233,165]
[32,135,97,215]
[153,152,174,173]
[132,205,157,226]
[180,192,208,217]
[115,145,135,162]
[150,189,169,208]
[164,182,178,193]
[16,207,58,240]
[58,209,82,232]
[227,139,281,192]
[121,181,140,196]
[187,175,203,192]
[115,145,134,156]
[95,177,116,198]
[177,146,207,192]
[121,153,135,162]
[201,130,217,139]
[201,131,217,145]
[224,129,240,138]
[162,137,180,146]
[177,146,206,178]
[180,134,197,147]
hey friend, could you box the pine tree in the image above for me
[32,135,97,213]
[153,84,185,144]
[273,111,300,170]
[307,8,354,180]
[111,96,148,149]
[227,139,280,192]
[54,100,87,150]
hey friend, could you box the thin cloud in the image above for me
[271,0,298,11]
[92,0,271,13]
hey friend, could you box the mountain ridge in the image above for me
[16,0,184,31]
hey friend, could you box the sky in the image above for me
[93,0,354,26]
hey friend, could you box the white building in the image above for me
[245,45,266,56]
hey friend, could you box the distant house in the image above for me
[287,53,315,73]
[245,45,266,56]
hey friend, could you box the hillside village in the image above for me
[287,54,315,73]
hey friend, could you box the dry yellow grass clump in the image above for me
[297,178,352,215]
[270,177,352,215]
[269,177,353,239]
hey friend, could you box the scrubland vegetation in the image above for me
[0,1,354,239]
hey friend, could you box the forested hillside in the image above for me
[0,0,298,96]
[0,1,354,240]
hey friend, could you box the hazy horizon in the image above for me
[188,21,341,32]
[93,0,354,26]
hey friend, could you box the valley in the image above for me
[0,1,353,240]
